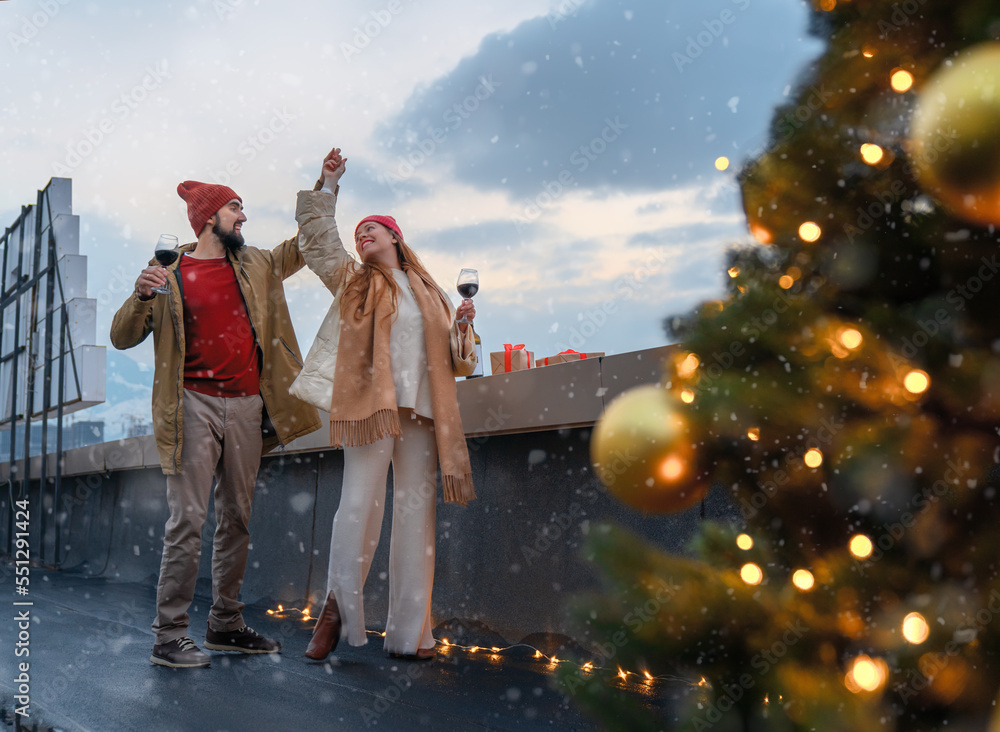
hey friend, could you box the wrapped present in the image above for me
[536,349,605,367]
[490,343,534,374]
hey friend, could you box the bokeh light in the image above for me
[804,448,823,468]
[736,534,754,550]
[715,156,730,171]
[740,563,763,585]
[798,222,822,242]
[902,612,930,644]
[846,655,888,693]
[849,534,874,559]
[792,569,815,591]
[839,328,863,349]
[860,143,884,165]
[891,68,914,92]
[904,369,930,394]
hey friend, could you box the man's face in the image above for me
[211,198,246,252]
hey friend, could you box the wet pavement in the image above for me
[0,568,679,731]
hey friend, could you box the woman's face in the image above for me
[355,221,398,265]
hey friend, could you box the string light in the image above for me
[728,266,741,278]
[860,143,884,165]
[677,353,700,377]
[845,655,888,693]
[747,427,760,441]
[736,533,754,550]
[660,456,685,481]
[891,68,914,92]
[265,611,701,689]
[804,448,823,468]
[862,45,876,59]
[740,562,764,585]
[778,274,795,289]
[681,388,695,404]
[904,369,930,394]
[798,221,822,242]
[902,612,930,644]
[849,534,874,559]
[792,569,815,591]
[838,327,863,349]
[715,156,730,171]
[750,224,773,244]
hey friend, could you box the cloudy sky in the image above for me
[1,0,824,427]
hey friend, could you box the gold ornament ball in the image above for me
[911,42,1000,226]
[590,384,706,514]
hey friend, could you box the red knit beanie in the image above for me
[177,181,241,236]
[355,215,403,242]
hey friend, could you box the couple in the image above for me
[111,146,478,669]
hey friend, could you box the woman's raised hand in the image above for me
[322,147,347,189]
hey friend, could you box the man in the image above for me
[111,180,322,668]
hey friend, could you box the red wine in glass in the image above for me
[153,234,179,294]
[456,268,478,324]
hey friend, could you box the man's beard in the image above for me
[212,221,245,253]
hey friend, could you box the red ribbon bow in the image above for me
[542,349,587,366]
[503,344,531,371]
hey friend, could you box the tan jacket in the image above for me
[110,237,322,474]
[290,189,477,412]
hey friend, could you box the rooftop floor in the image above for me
[1,568,683,731]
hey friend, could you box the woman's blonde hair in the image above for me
[338,226,450,321]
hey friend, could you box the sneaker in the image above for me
[204,624,281,654]
[150,637,211,668]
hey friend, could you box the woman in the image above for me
[291,147,478,661]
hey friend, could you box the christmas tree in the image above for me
[565,1,1000,730]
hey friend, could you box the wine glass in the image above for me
[153,234,179,294]
[456,268,478,324]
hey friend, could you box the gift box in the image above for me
[535,349,604,367]
[490,343,534,374]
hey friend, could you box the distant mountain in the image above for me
[76,352,153,441]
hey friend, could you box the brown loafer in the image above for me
[305,592,342,660]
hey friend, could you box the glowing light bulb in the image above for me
[846,655,887,693]
[715,156,730,171]
[792,569,815,591]
[904,369,930,394]
[740,562,763,585]
[902,612,930,644]
[643,670,654,682]
[839,328,863,349]
[660,455,685,481]
[582,662,594,672]
[618,667,628,681]
[677,353,700,377]
[860,143,884,165]
[862,45,876,58]
[804,448,823,468]
[728,266,740,278]
[798,221,822,242]
[891,68,914,93]
[747,427,760,441]
[750,224,773,244]
[849,534,874,559]
[681,388,695,404]
[736,533,754,550]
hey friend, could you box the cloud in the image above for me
[374,0,822,198]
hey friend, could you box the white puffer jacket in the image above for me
[290,189,477,412]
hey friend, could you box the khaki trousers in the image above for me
[152,389,263,644]
[326,410,438,655]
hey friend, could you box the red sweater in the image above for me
[180,254,260,398]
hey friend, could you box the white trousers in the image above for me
[325,410,438,655]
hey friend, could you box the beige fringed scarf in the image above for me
[329,266,475,505]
